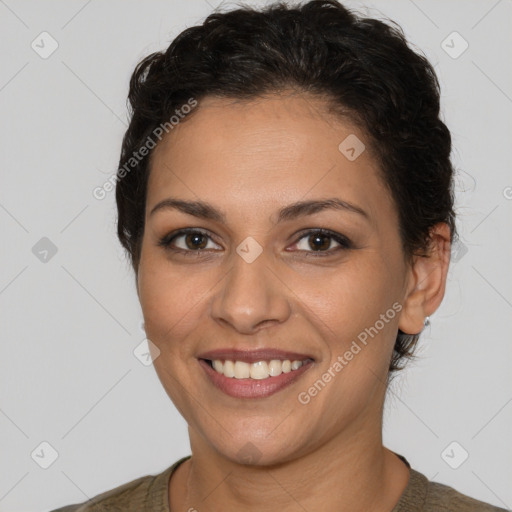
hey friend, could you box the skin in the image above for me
[136,92,451,512]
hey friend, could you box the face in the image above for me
[137,93,411,465]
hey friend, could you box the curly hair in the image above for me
[115,0,456,373]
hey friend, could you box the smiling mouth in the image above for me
[202,358,314,380]
[199,356,314,399]
[197,347,316,398]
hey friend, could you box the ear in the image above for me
[398,222,452,335]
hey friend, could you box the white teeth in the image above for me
[223,360,235,378]
[210,358,308,379]
[291,360,303,370]
[250,361,269,380]
[234,361,250,379]
[268,359,282,377]
[282,360,292,373]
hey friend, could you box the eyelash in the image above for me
[157,228,352,257]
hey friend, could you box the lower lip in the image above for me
[199,359,313,399]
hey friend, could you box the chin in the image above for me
[202,420,311,467]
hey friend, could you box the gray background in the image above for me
[1,0,511,510]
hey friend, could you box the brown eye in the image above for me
[158,229,222,254]
[184,232,208,250]
[307,233,332,251]
[292,229,352,255]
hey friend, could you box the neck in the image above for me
[171,409,410,512]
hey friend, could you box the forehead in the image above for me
[146,93,391,225]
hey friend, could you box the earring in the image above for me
[424,316,430,327]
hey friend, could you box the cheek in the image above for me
[312,254,402,366]
[314,254,397,320]
[298,263,400,416]
[137,253,208,347]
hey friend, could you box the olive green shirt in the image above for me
[50,454,507,511]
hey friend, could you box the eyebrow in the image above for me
[149,197,369,224]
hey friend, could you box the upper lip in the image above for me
[198,348,315,364]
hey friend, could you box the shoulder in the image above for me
[395,467,508,512]
[49,473,160,512]
[424,477,507,512]
[49,457,190,512]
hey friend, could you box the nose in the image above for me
[210,248,292,335]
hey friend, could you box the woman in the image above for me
[52,0,505,510]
